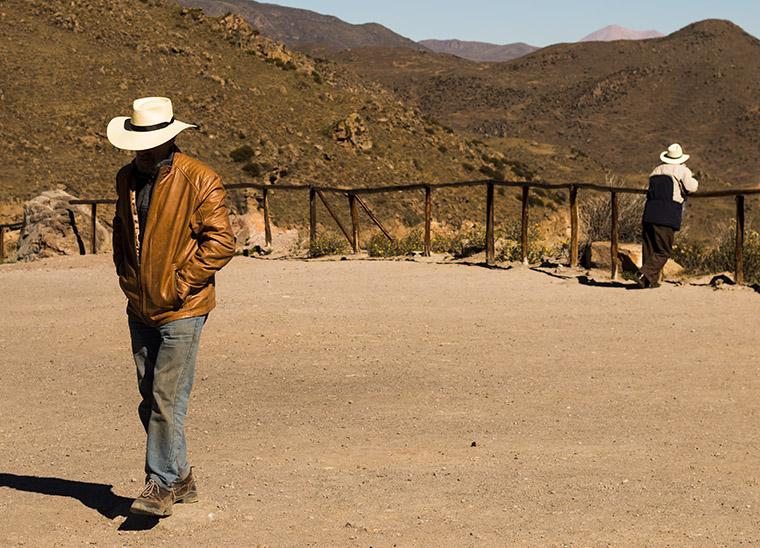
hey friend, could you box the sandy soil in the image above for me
[1,255,759,546]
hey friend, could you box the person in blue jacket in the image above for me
[636,144,699,288]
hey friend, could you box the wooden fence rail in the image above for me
[224,179,757,284]
[3,180,756,284]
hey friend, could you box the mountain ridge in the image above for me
[418,39,538,62]
[178,0,427,53]
[328,19,760,192]
[580,24,663,42]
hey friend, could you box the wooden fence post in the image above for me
[262,187,272,248]
[521,185,529,264]
[316,190,353,246]
[349,192,360,253]
[736,194,745,285]
[355,195,393,242]
[424,185,432,257]
[569,185,579,268]
[610,191,619,280]
[486,182,495,265]
[0,225,6,261]
[91,203,98,255]
[309,187,317,247]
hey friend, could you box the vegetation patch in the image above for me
[309,232,351,257]
[229,145,254,163]
[242,161,272,177]
[673,222,760,284]
[366,231,425,257]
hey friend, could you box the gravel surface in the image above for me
[1,255,759,546]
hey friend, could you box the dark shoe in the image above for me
[634,271,647,289]
[173,468,199,504]
[130,479,174,517]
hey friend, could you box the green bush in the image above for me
[309,232,351,258]
[229,145,254,163]
[367,231,425,257]
[479,164,502,180]
[242,161,271,177]
[504,160,534,181]
[311,71,323,84]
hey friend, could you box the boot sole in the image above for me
[130,502,173,517]
[176,492,199,504]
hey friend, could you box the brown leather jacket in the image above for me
[112,153,236,326]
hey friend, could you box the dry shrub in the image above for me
[367,230,424,257]
[580,172,644,244]
[309,231,350,257]
[673,222,760,284]
[430,222,550,263]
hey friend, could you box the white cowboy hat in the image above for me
[660,143,690,165]
[107,97,196,151]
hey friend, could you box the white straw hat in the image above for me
[660,143,690,165]
[107,97,196,151]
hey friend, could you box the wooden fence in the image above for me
[1,179,756,284]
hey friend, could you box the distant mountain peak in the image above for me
[418,39,538,63]
[580,25,663,42]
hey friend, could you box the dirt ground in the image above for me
[1,255,759,546]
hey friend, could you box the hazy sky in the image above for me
[268,0,760,46]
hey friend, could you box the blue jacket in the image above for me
[643,175,687,230]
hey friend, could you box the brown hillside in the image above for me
[0,0,520,229]
[332,20,760,188]
[177,0,426,53]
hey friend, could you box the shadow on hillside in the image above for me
[0,473,158,531]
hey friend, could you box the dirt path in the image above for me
[1,255,759,546]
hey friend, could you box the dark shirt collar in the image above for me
[131,145,179,186]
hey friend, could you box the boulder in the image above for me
[585,241,684,279]
[661,259,686,280]
[230,208,303,259]
[585,241,643,271]
[332,113,373,152]
[16,190,112,261]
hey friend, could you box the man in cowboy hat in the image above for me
[108,97,236,516]
[636,143,698,288]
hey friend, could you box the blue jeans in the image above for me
[128,315,206,489]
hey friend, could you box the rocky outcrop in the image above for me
[332,113,373,152]
[16,190,111,261]
[230,206,303,258]
[585,241,685,279]
[183,10,316,75]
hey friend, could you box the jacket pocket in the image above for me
[171,264,183,308]
[150,264,182,311]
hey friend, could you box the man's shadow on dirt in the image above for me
[0,473,159,531]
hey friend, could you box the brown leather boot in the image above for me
[130,479,175,517]
[173,468,199,504]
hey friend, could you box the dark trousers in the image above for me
[640,222,675,285]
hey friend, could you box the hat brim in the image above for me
[660,151,689,165]
[107,116,196,151]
